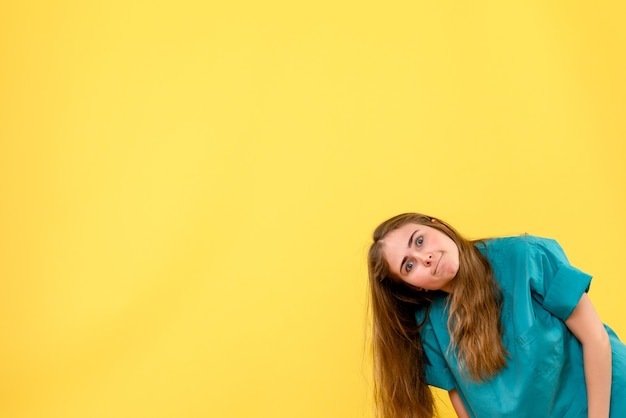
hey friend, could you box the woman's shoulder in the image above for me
[480,234,558,251]
[477,235,564,264]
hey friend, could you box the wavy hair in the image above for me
[367,213,507,418]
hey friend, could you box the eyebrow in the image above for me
[399,229,419,273]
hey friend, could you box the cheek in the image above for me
[413,270,428,285]
[447,264,459,277]
[448,257,460,276]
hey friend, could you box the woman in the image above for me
[367,213,625,418]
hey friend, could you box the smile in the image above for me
[434,254,443,274]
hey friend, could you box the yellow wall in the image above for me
[1,1,624,417]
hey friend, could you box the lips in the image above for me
[434,253,443,274]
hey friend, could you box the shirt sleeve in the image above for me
[528,237,592,321]
[418,317,456,391]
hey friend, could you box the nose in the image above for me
[418,252,433,266]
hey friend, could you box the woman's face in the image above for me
[381,223,460,293]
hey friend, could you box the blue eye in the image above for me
[406,261,414,272]
[416,236,423,246]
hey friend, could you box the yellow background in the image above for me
[1,1,624,417]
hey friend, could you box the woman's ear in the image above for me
[431,218,438,223]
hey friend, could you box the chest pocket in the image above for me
[513,305,566,377]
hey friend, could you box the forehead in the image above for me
[381,223,423,260]
[384,223,421,243]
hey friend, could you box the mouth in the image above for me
[434,253,443,274]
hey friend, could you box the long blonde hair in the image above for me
[367,213,507,418]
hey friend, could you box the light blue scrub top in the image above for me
[417,236,626,417]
